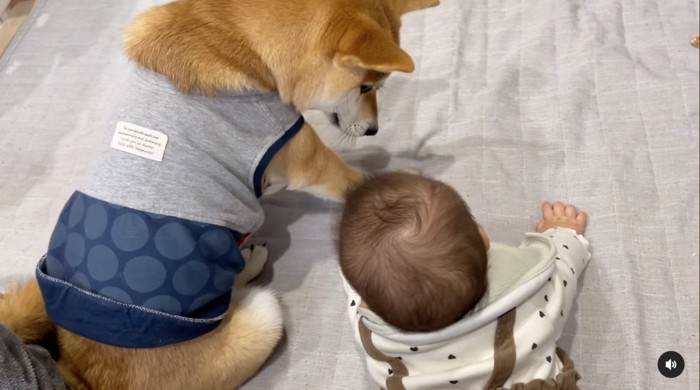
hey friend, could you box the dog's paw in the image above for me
[237,244,269,285]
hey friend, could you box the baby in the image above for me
[339,171,590,389]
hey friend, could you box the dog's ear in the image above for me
[333,20,414,73]
[396,0,440,14]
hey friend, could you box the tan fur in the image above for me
[0,280,54,344]
[53,287,283,390]
[122,0,429,105]
[268,123,363,199]
[0,0,439,388]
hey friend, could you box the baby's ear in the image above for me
[478,225,490,251]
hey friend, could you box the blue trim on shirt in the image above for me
[253,116,305,197]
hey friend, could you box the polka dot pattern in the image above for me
[111,213,149,252]
[48,223,68,250]
[172,261,210,296]
[43,192,246,318]
[212,265,237,292]
[198,230,233,258]
[154,223,196,260]
[123,256,167,293]
[99,287,133,303]
[67,195,85,228]
[87,245,118,282]
[64,233,86,266]
[69,272,92,291]
[84,203,108,240]
[45,255,65,280]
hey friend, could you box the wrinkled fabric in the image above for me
[0,324,65,390]
[0,0,697,389]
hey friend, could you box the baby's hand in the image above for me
[536,201,587,234]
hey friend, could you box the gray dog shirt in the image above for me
[36,65,303,348]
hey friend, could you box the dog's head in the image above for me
[125,0,439,137]
[286,0,440,137]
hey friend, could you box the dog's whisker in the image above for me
[342,132,353,147]
[378,83,394,94]
[330,126,348,149]
[338,132,350,149]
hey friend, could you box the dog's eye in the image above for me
[359,85,373,94]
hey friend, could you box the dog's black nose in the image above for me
[365,126,378,136]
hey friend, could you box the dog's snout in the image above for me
[365,125,379,136]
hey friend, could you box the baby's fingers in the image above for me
[542,202,553,219]
[565,205,577,218]
[576,212,587,225]
[553,201,565,216]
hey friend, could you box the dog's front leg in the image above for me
[267,123,361,201]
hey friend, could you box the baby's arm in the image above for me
[537,201,590,277]
[535,202,591,337]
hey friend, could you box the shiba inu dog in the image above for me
[0,0,439,389]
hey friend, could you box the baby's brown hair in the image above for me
[339,172,488,332]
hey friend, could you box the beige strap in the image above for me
[486,308,518,389]
[358,319,409,390]
[507,348,581,390]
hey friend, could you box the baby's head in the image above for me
[339,172,489,332]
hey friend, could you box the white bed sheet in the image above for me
[0,1,698,388]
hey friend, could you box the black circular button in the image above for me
[657,351,684,378]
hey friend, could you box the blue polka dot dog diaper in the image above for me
[38,192,247,347]
[35,65,304,348]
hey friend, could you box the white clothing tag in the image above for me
[110,121,168,162]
